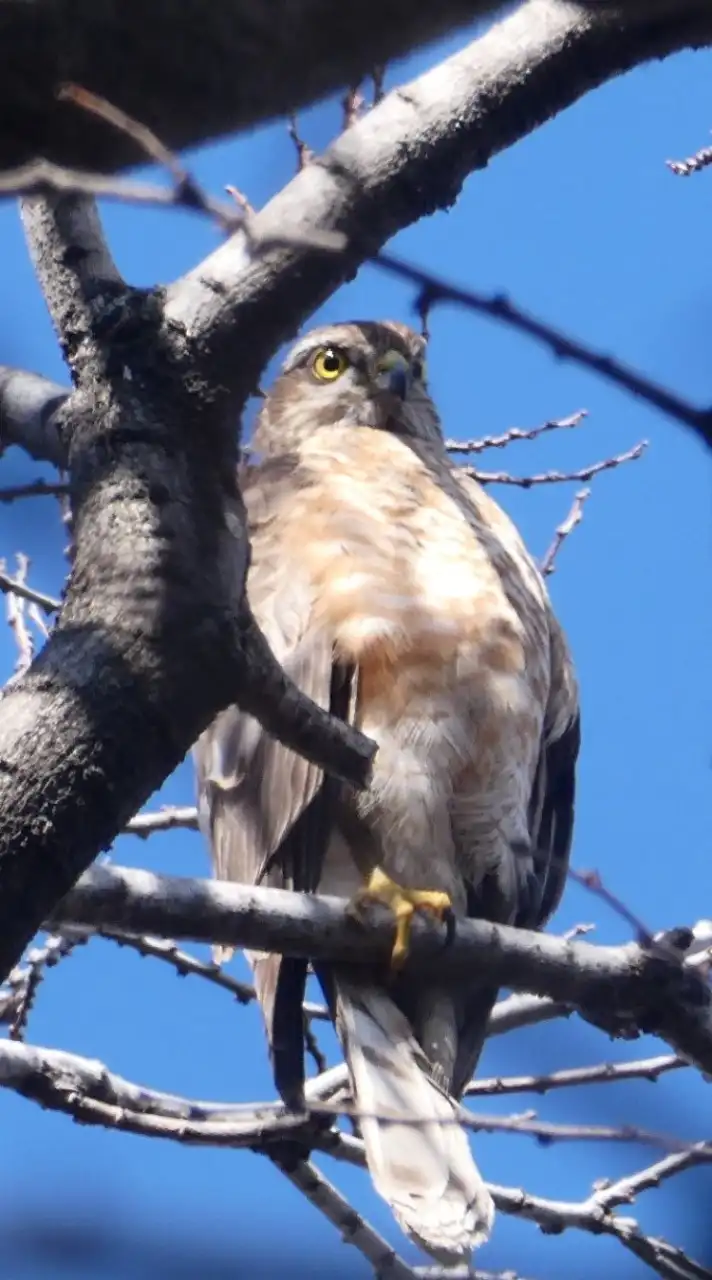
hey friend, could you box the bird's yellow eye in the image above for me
[312,347,349,382]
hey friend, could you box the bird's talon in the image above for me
[351,867,453,970]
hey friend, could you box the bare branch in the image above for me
[316,1130,712,1280]
[540,488,591,577]
[287,114,315,172]
[466,441,648,488]
[569,866,658,947]
[0,367,69,468]
[377,253,712,449]
[2,555,36,679]
[445,410,587,455]
[2,1035,708,1280]
[486,991,573,1035]
[272,1157,418,1280]
[0,479,69,503]
[464,1053,686,1098]
[52,865,712,1077]
[667,134,712,176]
[125,806,199,837]
[311,1094,696,1155]
[0,566,59,616]
[165,1,712,407]
[0,158,345,253]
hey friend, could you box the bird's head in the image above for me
[252,320,443,455]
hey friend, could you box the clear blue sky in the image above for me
[1,20,711,1280]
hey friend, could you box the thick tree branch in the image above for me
[52,865,712,1077]
[0,1,516,175]
[0,367,70,468]
[164,0,712,402]
[0,193,374,986]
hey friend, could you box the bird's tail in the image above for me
[334,975,494,1264]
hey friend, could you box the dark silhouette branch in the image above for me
[377,253,712,450]
[0,0,516,174]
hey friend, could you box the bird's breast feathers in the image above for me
[247,427,551,732]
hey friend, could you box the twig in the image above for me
[0,479,69,503]
[445,410,587,455]
[0,567,59,615]
[3,554,35,677]
[540,488,591,577]
[59,83,244,234]
[310,1097,694,1155]
[467,441,647,488]
[90,928,256,1005]
[569,866,657,947]
[372,67,386,105]
[486,992,573,1036]
[225,184,255,217]
[287,114,314,170]
[0,160,241,223]
[303,1015,329,1075]
[375,252,712,445]
[562,922,596,941]
[464,1053,686,1099]
[667,136,712,177]
[61,88,343,282]
[1,158,344,252]
[0,933,86,1039]
[64,924,330,1022]
[26,602,51,640]
[341,85,365,130]
[272,1157,417,1280]
[125,806,199,837]
[591,1145,712,1214]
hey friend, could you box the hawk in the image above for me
[194,321,580,1263]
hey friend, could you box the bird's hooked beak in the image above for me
[374,350,412,401]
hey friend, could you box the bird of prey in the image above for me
[194,320,580,1264]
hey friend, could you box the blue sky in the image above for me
[1,19,711,1280]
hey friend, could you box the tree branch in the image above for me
[0,1,516,174]
[0,193,374,986]
[52,865,712,1076]
[3,1034,709,1280]
[377,254,712,449]
[0,367,70,468]
[164,0,712,403]
[464,1052,686,1098]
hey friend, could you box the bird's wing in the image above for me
[520,610,580,929]
[193,457,348,1102]
[449,604,579,1099]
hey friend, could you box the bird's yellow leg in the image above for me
[351,865,452,969]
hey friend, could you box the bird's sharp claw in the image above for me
[351,866,452,969]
